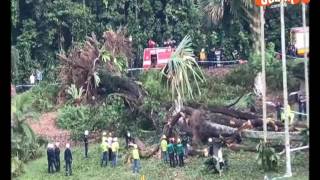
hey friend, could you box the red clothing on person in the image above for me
[148,40,156,48]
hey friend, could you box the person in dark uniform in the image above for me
[298,94,306,121]
[54,142,60,172]
[84,130,89,158]
[125,131,133,149]
[208,138,214,157]
[64,143,73,176]
[47,143,55,173]
[107,132,113,162]
[176,138,184,167]
[275,99,283,121]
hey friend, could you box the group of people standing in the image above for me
[99,131,141,174]
[160,135,188,168]
[47,142,72,176]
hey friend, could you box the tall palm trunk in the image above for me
[252,7,261,53]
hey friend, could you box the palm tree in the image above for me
[200,0,262,53]
[161,35,205,113]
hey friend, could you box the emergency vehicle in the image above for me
[143,47,175,69]
[290,26,309,57]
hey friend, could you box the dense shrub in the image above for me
[57,95,130,140]
[29,82,59,112]
[11,93,44,177]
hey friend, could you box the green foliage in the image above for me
[138,70,170,102]
[57,105,92,140]
[18,144,309,179]
[162,35,206,109]
[11,93,44,177]
[248,42,300,91]
[11,155,24,177]
[57,95,129,140]
[66,84,84,101]
[29,83,59,112]
[256,141,280,172]
[224,64,256,90]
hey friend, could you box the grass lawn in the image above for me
[16,143,308,180]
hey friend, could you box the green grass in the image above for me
[17,143,308,180]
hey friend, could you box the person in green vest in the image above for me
[281,104,295,125]
[100,140,108,167]
[167,138,176,167]
[173,138,179,165]
[160,135,168,163]
[111,137,119,167]
[102,132,107,143]
[176,138,184,167]
[132,144,141,174]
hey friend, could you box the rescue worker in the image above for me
[167,138,176,167]
[125,131,133,148]
[64,143,73,176]
[84,130,89,158]
[199,48,207,61]
[181,133,189,158]
[160,135,168,163]
[102,131,107,143]
[173,138,179,165]
[132,144,140,174]
[54,142,60,172]
[281,104,295,125]
[176,138,184,167]
[100,140,108,167]
[208,138,214,157]
[47,143,55,173]
[111,137,119,167]
[29,73,35,85]
[107,132,113,162]
[298,94,306,121]
[275,100,283,121]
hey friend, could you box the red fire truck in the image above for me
[143,47,175,69]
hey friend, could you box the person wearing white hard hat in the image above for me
[107,132,113,162]
[208,138,214,157]
[54,142,61,172]
[47,143,55,173]
[125,131,133,149]
[111,137,119,167]
[64,143,72,176]
[84,130,89,158]
[102,131,107,143]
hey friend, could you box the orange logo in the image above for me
[255,0,309,6]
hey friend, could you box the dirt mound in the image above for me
[204,67,233,77]
[27,112,72,146]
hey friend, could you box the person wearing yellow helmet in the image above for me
[100,139,108,167]
[111,137,119,167]
[160,135,168,163]
[132,144,140,174]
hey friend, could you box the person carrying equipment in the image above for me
[111,137,119,167]
[54,142,60,172]
[47,143,56,173]
[100,140,108,167]
[176,138,184,167]
[64,143,73,176]
[160,135,168,163]
[84,130,89,158]
[167,138,176,167]
[132,144,141,174]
